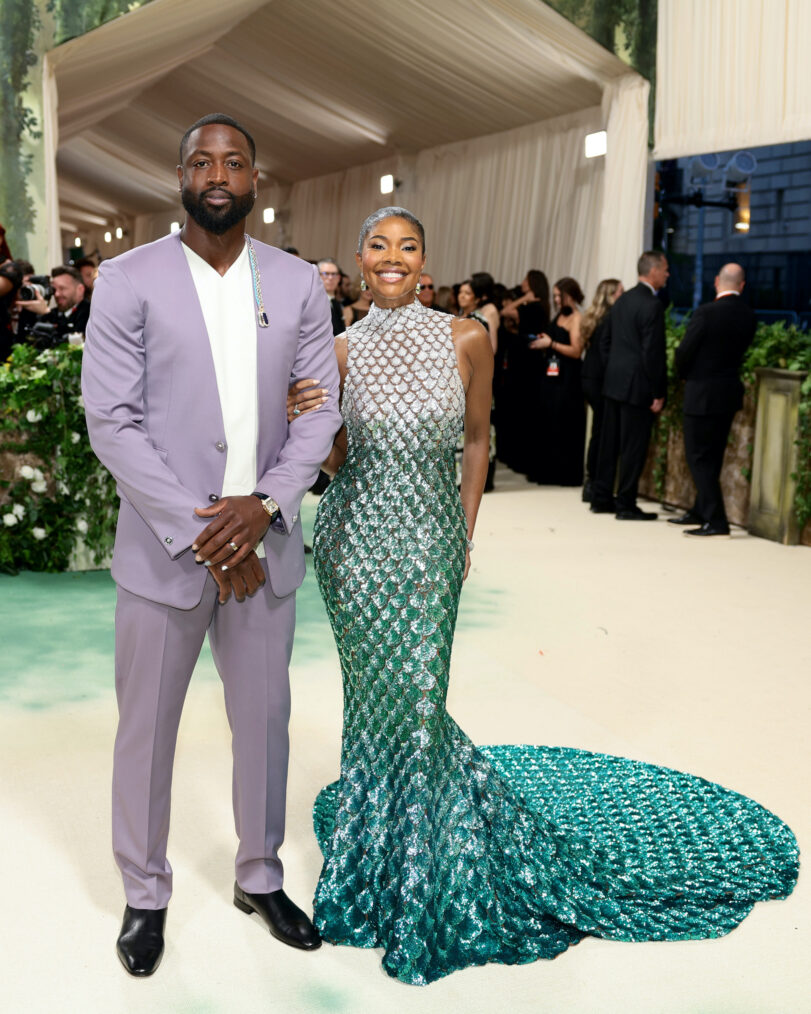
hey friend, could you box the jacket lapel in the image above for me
[169,232,226,441]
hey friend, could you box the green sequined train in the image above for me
[311,299,798,986]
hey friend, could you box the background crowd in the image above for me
[1,234,754,537]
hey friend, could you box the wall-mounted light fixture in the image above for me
[115,226,123,240]
[263,207,275,224]
[74,237,82,247]
[169,221,180,233]
[380,174,394,195]
[104,231,112,243]
[584,131,607,158]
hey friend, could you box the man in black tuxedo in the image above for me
[591,251,669,520]
[670,263,756,537]
[16,264,90,345]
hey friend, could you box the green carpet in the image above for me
[0,500,502,710]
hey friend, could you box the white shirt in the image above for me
[182,239,264,558]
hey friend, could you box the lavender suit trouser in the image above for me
[112,560,294,909]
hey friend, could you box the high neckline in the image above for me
[365,297,425,321]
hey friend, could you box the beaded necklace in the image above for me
[245,235,269,327]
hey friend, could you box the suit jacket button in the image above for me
[164,536,173,545]
[215,441,226,452]
[208,493,218,502]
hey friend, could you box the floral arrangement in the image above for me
[0,343,117,573]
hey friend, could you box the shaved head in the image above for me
[716,263,745,292]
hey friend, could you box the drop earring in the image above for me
[415,283,422,295]
[360,279,367,291]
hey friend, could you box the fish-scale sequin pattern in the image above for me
[311,299,799,986]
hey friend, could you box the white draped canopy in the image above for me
[43,0,650,294]
[655,0,811,159]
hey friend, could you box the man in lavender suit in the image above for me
[82,114,341,976]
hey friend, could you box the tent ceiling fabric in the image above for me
[51,0,630,223]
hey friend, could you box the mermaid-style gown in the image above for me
[311,299,798,986]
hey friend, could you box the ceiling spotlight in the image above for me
[380,174,394,195]
[584,131,607,158]
[263,207,275,224]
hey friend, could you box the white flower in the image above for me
[31,480,47,493]
[32,468,44,481]
[32,527,47,540]
[3,514,18,527]
[26,409,43,423]
[58,481,70,495]
[18,464,35,480]
[12,503,25,519]
[76,394,84,409]
[71,431,81,444]
[76,518,88,534]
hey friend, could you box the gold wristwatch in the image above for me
[253,493,281,524]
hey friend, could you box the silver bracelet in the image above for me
[466,538,474,552]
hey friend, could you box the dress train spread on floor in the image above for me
[311,299,798,985]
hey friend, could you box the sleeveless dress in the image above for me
[311,299,798,986]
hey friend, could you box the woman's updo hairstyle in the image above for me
[555,276,585,306]
[357,206,426,255]
[470,271,495,306]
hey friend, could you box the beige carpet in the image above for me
[1,468,808,1014]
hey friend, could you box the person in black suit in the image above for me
[590,251,669,520]
[671,263,756,537]
[16,264,90,346]
[317,259,346,336]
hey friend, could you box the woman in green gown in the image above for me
[288,208,798,986]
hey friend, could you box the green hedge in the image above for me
[652,315,811,526]
[0,343,117,573]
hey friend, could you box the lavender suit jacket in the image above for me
[82,233,341,609]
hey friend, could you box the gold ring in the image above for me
[228,541,239,553]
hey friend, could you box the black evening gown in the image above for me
[525,314,586,486]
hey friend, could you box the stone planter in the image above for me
[748,368,808,546]
[638,389,756,527]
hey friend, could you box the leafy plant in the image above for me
[0,343,117,573]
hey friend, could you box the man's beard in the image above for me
[181,186,255,235]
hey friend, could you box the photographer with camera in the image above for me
[17,264,90,348]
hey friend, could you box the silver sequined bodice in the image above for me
[341,298,465,473]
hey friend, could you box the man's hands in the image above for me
[193,495,272,571]
[209,550,266,604]
[650,397,665,414]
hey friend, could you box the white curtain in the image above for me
[281,108,609,296]
[42,55,62,270]
[280,93,647,300]
[655,0,811,158]
[597,74,651,289]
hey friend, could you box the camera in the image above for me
[18,275,53,302]
[28,320,60,349]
